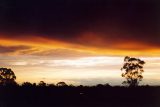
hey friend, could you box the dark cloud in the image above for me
[0,0,160,48]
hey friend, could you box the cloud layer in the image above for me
[0,0,159,56]
[0,0,160,86]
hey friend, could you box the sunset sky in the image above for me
[0,0,160,85]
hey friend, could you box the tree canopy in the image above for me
[56,82,67,86]
[121,56,145,87]
[0,68,16,85]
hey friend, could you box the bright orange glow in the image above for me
[0,34,160,85]
[0,34,160,56]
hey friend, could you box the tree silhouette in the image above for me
[56,82,67,86]
[22,82,33,87]
[38,81,46,87]
[0,68,16,86]
[121,56,145,87]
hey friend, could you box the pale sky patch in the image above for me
[0,55,160,86]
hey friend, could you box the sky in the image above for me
[0,0,160,85]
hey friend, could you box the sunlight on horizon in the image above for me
[0,56,158,86]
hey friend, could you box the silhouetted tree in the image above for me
[47,83,56,87]
[56,82,67,86]
[121,56,145,87]
[96,84,104,87]
[38,81,46,87]
[22,82,33,87]
[104,83,111,87]
[0,68,16,86]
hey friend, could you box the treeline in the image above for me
[0,83,160,107]
[18,81,111,87]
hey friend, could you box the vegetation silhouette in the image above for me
[22,82,35,87]
[38,81,47,87]
[0,68,16,86]
[121,56,145,87]
[0,81,159,107]
[56,81,67,86]
[0,58,159,107]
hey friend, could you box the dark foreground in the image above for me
[0,85,160,107]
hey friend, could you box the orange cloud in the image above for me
[0,34,160,57]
